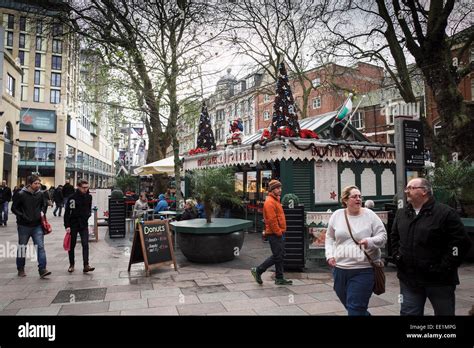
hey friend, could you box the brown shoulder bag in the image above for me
[344,209,385,295]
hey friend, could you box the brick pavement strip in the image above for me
[176,302,226,315]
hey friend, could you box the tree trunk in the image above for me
[204,200,213,223]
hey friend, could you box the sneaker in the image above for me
[83,265,95,273]
[251,267,263,285]
[17,269,26,277]
[275,278,293,285]
[39,269,51,278]
[68,264,74,273]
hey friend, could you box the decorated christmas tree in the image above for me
[196,101,216,151]
[270,62,301,137]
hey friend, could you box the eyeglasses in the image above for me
[79,186,89,190]
[405,186,426,191]
[349,195,363,199]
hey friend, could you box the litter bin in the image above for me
[125,218,134,236]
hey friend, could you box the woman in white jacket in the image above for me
[325,185,387,316]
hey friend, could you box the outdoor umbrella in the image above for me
[133,155,182,176]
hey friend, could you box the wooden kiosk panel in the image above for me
[128,220,177,276]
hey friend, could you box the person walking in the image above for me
[0,180,12,226]
[53,185,64,217]
[11,175,50,278]
[391,178,472,316]
[62,180,74,208]
[251,179,293,286]
[64,179,95,273]
[41,185,52,215]
[325,185,387,316]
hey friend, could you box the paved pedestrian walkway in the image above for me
[0,210,472,316]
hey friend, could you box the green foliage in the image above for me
[281,193,300,206]
[114,174,137,193]
[111,189,124,199]
[427,159,474,208]
[187,167,242,222]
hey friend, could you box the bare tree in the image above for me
[321,0,473,159]
[50,0,225,195]
[223,0,326,119]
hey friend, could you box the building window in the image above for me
[19,141,56,163]
[35,53,42,68]
[7,14,14,29]
[312,97,321,109]
[51,72,61,87]
[263,94,271,102]
[471,78,474,101]
[351,111,365,129]
[52,39,62,54]
[34,70,41,85]
[21,68,28,83]
[33,87,40,102]
[36,36,43,51]
[19,33,26,48]
[6,74,15,97]
[52,55,62,70]
[50,89,61,104]
[36,20,43,34]
[19,50,25,65]
[263,111,270,120]
[6,32,13,47]
[19,16,26,31]
[312,78,321,88]
[388,134,394,144]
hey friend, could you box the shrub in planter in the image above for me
[111,189,124,199]
[282,193,300,207]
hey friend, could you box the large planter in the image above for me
[170,218,252,263]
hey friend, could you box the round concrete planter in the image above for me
[177,231,244,263]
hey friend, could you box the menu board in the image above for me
[128,220,177,275]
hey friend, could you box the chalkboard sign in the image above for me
[128,220,177,276]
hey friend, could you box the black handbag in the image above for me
[344,210,386,295]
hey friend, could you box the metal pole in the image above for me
[127,122,131,174]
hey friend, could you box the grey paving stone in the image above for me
[5,298,53,310]
[254,305,309,315]
[243,287,295,299]
[148,294,200,308]
[197,291,249,303]
[269,294,319,306]
[0,309,19,315]
[298,300,346,315]
[104,284,154,294]
[368,295,393,307]
[59,301,110,315]
[17,306,61,315]
[221,297,277,311]
[194,277,234,286]
[224,282,279,292]
[288,284,333,294]
[172,272,208,282]
[308,291,340,302]
[181,285,229,295]
[105,291,141,302]
[121,306,178,315]
[152,280,196,289]
[109,299,149,311]
[141,288,182,299]
[177,302,226,315]
[208,309,257,316]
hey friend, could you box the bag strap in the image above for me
[344,209,374,264]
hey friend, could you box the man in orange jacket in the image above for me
[251,179,293,285]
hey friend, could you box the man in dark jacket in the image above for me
[391,178,471,315]
[11,175,50,278]
[64,179,94,273]
[0,180,12,226]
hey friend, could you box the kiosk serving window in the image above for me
[247,171,257,200]
[260,170,272,200]
[235,172,244,195]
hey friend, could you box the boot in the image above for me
[83,265,95,273]
[18,269,26,277]
[68,264,74,273]
[39,269,51,279]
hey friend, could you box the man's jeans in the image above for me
[400,280,456,315]
[257,234,285,279]
[333,267,374,316]
[16,225,47,271]
[1,201,8,223]
[69,227,89,266]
